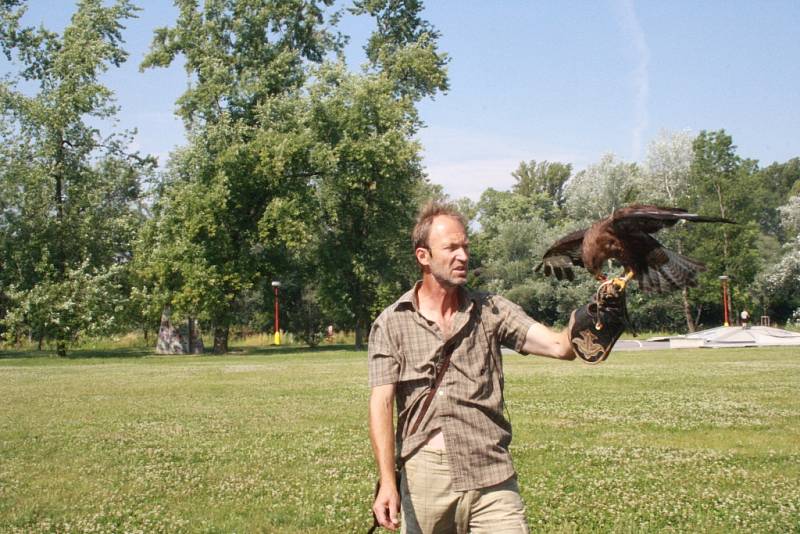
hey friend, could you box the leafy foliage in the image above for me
[757,194,800,319]
[138,0,344,352]
[0,0,153,355]
[310,64,429,346]
[2,2,799,352]
[683,130,761,324]
[469,129,798,331]
[564,154,640,223]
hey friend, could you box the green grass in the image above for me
[1,347,799,533]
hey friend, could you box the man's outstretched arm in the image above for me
[521,317,577,360]
[522,286,628,364]
[369,383,400,531]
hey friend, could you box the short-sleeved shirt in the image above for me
[368,282,537,492]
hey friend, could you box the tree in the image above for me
[351,0,449,99]
[637,130,698,331]
[755,158,800,238]
[140,0,340,352]
[757,195,800,322]
[511,160,571,220]
[686,130,761,327]
[310,63,433,348]
[141,0,342,126]
[564,154,640,223]
[309,1,448,348]
[640,130,694,204]
[0,0,152,355]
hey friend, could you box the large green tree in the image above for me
[0,0,152,355]
[352,0,448,100]
[686,130,761,327]
[756,194,800,322]
[309,63,432,347]
[636,130,698,331]
[510,160,571,223]
[564,154,640,223]
[309,1,448,348]
[140,0,340,352]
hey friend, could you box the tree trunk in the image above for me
[714,182,731,269]
[674,242,696,333]
[682,287,696,333]
[213,325,229,354]
[354,319,366,350]
[54,136,67,359]
[188,317,195,354]
[156,305,184,354]
[188,317,204,354]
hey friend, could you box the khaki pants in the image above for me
[400,446,529,534]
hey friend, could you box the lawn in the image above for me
[1,346,798,533]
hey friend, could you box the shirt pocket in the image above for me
[398,341,436,383]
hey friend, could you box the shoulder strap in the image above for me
[407,340,455,437]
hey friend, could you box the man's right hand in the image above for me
[372,479,400,531]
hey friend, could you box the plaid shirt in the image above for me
[368,283,536,491]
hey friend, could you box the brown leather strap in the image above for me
[408,341,454,436]
[368,340,457,533]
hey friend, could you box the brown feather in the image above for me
[536,204,735,293]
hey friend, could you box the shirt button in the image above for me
[437,390,444,397]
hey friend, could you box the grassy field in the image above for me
[1,346,799,533]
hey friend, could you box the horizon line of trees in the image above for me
[1,0,798,356]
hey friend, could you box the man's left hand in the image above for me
[569,284,627,364]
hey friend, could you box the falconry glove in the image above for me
[569,282,628,364]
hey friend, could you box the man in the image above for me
[368,202,615,533]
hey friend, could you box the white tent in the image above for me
[668,325,800,349]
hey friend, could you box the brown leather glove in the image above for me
[569,283,627,364]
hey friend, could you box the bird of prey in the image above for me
[535,205,736,293]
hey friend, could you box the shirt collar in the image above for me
[394,281,475,313]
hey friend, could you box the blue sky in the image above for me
[5,1,800,200]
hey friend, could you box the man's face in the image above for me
[418,215,469,287]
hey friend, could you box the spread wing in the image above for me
[631,234,707,293]
[611,204,735,235]
[535,228,586,282]
[606,204,735,293]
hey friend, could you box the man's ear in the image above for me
[415,246,430,266]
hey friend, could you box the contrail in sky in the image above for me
[617,0,650,159]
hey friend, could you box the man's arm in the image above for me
[369,383,400,531]
[520,313,577,360]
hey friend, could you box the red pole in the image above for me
[274,285,280,335]
[271,281,282,345]
[721,277,730,326]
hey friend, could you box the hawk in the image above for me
[535,205,736,293]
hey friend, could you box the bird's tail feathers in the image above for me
[638,250,705,294]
